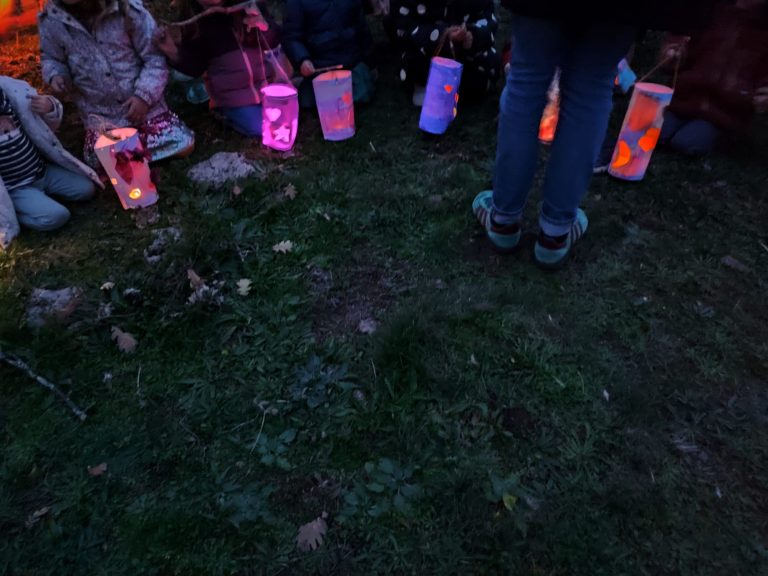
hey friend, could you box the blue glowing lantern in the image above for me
[419,57,463,135]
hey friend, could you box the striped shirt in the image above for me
[0,89,46,191]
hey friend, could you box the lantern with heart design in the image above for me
[94,127,157,209]
[609,82,673,181]
[261,83,299,151]
[313,70,355,141]
[419,57,463,135]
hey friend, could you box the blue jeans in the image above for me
[219,104,263,137]
[660,110,721,156]
[493,17,634,236]
[9,164,95,231]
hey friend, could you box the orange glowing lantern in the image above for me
[608,83,673,181]
[538,70,560,144]
[94,127,158,209]
[312,70,355,141]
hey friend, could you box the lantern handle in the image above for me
[88,114,122,140]
[256,28,293,85]
[433,28,457,59]
[637,53,681,90]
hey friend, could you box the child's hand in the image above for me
[125,96,149,125]
[300,60,315,77]
[153,26,181,61]
[29,95,54,115]
[447,25,467,43]
[49,75,71,95]
[462,30,473,50]
[0,115,14,134]
[755,87,768,114]
[244,6,269,31]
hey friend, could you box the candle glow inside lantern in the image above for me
[609,82,673,181]
[94,127,157,210]
[419,57,463,135]
[538,70,560,144]
[261,83,299,151]
[312,70,355,141]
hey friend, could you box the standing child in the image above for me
[390,0,501,106]
[0,76,99,248]
[154,0,283,137]
[38,0,195,168]
[283,0,375,107]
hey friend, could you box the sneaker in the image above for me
[412,85,426,107]
[533,209,589,270]
[472,190,522,253]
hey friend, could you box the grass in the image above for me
[2,15,768,576]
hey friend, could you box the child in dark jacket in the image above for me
[660,0,768,155]
[283,0,375,107]
[391,0,500,105]
[154,0,282,137]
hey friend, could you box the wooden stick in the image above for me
[312,64,344,75]
[160,0,255,27]
[0,350,87,421]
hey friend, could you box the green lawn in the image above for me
[2,21,768,576]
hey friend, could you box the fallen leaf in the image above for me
[603,389,610,402]
[100,281,115,291]
[232,183,242,197]
[469,354,479,366]
[296,513,328,552]
[88,462,108,477]
[721,255,751,273]
[111,326,137,353]
[187,269,205,289]
[283,183,298,200]
[272,240,294,254]
[358,318,378,335]
[236,278,253,296]
[25,506,51,529]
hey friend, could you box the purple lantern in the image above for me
[261,84,299,151]
[313,70,355,141]
[419,57,463,135]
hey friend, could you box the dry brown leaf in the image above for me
[357,318,378,335]
[296,513,328,552]
[272,240,294,254]
[111,326,138,353]
[283,183,298,200]
[88,462,108,477]
[25,506,51,529]
[187,269,205,289]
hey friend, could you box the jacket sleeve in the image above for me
[283,0,311,66]
[466,0,497,54]
[391,0,448,54]
[41,95,64,132]
[126,2,170,106]
[38,16,72,86]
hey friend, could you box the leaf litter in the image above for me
[296,512,328,552]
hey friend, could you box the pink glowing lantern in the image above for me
[419,57,462,135]
[312,70,355,141]
[609,83,674,181]
[538,70,560,144]
[94,127,157,209]
[260,84,299,151]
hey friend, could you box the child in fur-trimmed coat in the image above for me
[0,76,100,248]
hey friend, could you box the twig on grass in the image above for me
[0,350,87,421]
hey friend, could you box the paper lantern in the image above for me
[261,84,299,151]
[419,57,463,135]
[614,58,637,94]
[94,127,157,210]
[538,70,560,144]
[312,70,355,141]
[608,83,673,181]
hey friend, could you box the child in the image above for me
[660,0,768,156]
[283,0,375,108]
[390,0,501,105]
[0,76,99,248]
[38,0,195,168]
[154,0,283,137]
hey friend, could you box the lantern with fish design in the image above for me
[609,83,673,181]
[94,127,157,209]
[313,70,355,141]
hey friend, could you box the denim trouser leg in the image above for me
[219,104,264,137]
[492,16,633,235]
[492,17,562,224]
[9,164,95,231]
